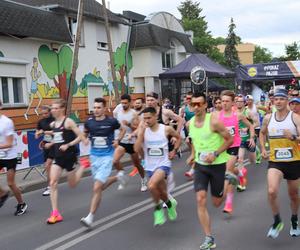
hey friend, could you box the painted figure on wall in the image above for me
[24,57,43,120]
[107,61,114,110]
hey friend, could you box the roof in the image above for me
[0,0,73,43]
[130,23,195,53]
[159,53,235,79]
[12,0,126,24]
[122,11,146,22]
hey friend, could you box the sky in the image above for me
[100,0,300,57]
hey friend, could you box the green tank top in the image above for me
[238,108,252,142]
[189,114,229,165]
[184,105,195,121]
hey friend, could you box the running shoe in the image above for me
[290,222,300,237]
[80,157,91,169]
[116,171,128,190]
[129,167,139,177]
[267,222,284,239]
[140,178,148,192]
[225,172,238,186]
[42,187,50,196]
[167,199,177,221]
[0,191,9,208]
[14,203,28,216]
[47,211,63,224]
[237,185,246,192]
[184,168,194,179]
[154,209,166,226]
[199,236,216,250]
[80,217,92,229]
[223,202,233,214]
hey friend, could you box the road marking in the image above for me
[35,181,193,250]
[53,185,193,250]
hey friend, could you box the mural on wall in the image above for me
[77,67,104,97]
[38,44,74,100]
[106,61,114,109]
[113,42,133,95]
[24,57,43,120]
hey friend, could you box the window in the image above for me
[0,77,26,106]
[162,51,174,69]
[97,41,108,50]
[68,17,85,46]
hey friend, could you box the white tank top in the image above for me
[144,124,171,171]
[115,109,136,144]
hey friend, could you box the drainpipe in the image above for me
[125,19,132,94]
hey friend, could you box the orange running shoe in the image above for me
[80,157,90,169]
[129,167,138,177]
[47,212,63,224]
[223,202,233,214]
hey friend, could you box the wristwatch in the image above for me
[213,151,219,157]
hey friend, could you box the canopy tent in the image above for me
[236,61,300,82]
[159,53,235,79]
[206,79,227,91]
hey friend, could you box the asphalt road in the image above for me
[0,153,299,250]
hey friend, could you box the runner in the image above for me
[186,92,233,249]
[133,97,145,113]
[46,99,87,224]
[134,107,181,226]
[219,90,254,213]
[289,97,300,115]
[80,98,127,228]
[260,88,300,238]
[35,105,54,196]
[235,95,258,191]
[113,94,147,191]
[0,99,28,216]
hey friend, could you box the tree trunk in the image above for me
[120,65,126,95]
[58,71,67,100]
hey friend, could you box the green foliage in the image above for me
[113,42,133,73]
[285,42,300,60]
[224,18,240,69]
[253,45,273,63]
[178,0,202,20]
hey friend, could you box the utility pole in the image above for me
[102,0,120,103]
[66,0,84,116]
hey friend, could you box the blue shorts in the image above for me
[90,154,113,183]
[146,166,171,179]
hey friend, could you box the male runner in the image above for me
[219,90,255,213]
[80,98,127,228]
[187,92,233,249]
[289,97,300,115]
[0,99,27,216]
[113,94,147,191]
[134,107,181,226]
[133,97,145,113]
[46,99,87,224]
[35,105,54,196]
[260,88,300,238]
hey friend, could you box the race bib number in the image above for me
[275,148,293,160]
[198,152,212,163]
[0,150,7,159]
[239,128,248,137]
[93,137,107,148]
[53,132,64,143]
[122,134,130,143]
[227,126,235,136]
[44,134,52,142]
[147,148,164,157]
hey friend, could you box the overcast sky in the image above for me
[101,0,300,57]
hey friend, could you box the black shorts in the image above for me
[240,139,256,153]
[268,161,300,180]
[0,158,17,171]
[43,148,54,162]
[119,143,135,155]
[54,154,77,172]
[227,147,239,156]
[194,162,226,197]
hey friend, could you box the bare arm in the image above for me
[164,109,184,132]
[134,125,145,154]
[259,114,271,158]
[239,113,255,147]
[0,135,14,150]
[65,118,84,146]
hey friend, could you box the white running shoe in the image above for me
[116,171,128,190]
[140,178,147,192]
[290,223,300,237]
[42,187,50,196]
[80,217,92,228]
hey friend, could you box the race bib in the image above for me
[44,134,52,142]
[147,148,164,157]
[93,136,107,148]
[0,150,7,159]
[239,128,248,137]
[198,152,212,163]
[227,126,235,136]
[122,134,130,143]
[274,148,293,160]
[53,132,64,143]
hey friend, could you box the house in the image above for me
[0,0,194,131]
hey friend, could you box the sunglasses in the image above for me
[291,94,299,97]
[186,97,192,100]
[214,101,221,104]
[191,102,205,107]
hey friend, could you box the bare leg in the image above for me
[7,169,23,204]
[267,168,283,215]
[287,179,300,215]
[68,165,85,188]
[196,190,212,236]
[131,153,144,178]
[49,164,63,211]
[148,170,166,204]
[89,181,104,214]
[113,146,126,171]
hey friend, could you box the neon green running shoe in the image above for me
[154,209,166,226]
[167,199,178,221]
[267,222,284,239]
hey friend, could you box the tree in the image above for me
[38,45,77,99]
[253,45,273,63]
[113,42,133,95]
[224,18,240,69]
[285,41,300,60]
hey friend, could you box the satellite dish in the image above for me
[190,66,206,85]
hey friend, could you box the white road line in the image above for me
[35,181,192,250]
[53,185,194,250]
